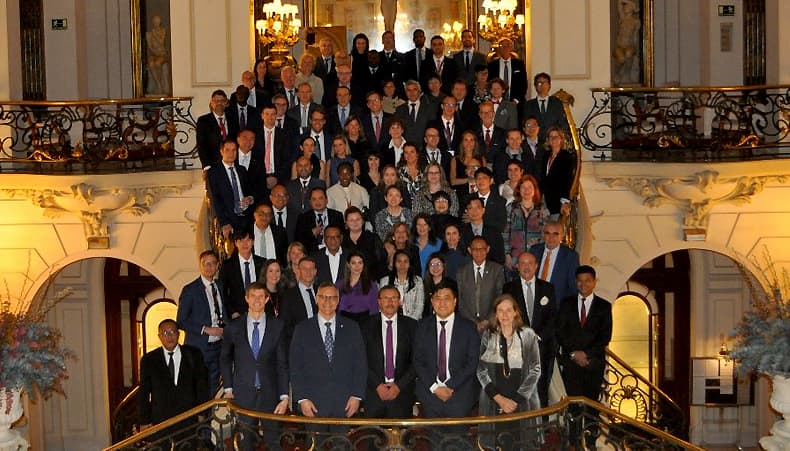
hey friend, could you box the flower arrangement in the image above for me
[729,250,790,377]
[0,278,75,400]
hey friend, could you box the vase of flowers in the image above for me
[729,251,790,451]
[0,281,74,448]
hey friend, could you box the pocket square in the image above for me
[540,296,549,306]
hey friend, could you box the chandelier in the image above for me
[440,21,464,54]
[477,0,525,44]
[255,0,301,51]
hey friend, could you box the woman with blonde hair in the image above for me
[411,162,459,216]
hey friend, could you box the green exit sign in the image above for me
[51,18,68,30]
[718,5,735,16]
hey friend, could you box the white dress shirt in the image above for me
[162,345,182,385]
[254,224,277,260]
[430,313,455,392]
[381,313,398,383]
[326,248,343,283]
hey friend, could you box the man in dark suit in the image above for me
[313,225,347,285]
[487,38,527,103]
[402,29,427,87]
[413,281,480,422]
[473,167,508,232]
[272,93,301,134]
[206,138,255,239]
[529,220,580,305]
[252,203,288,265]
[286,82,321,134]
[176,250,227,392]
[522,115,545,181]
[295,187,344,253]
[139,319,209,432]
[421,126,453,178]
[235,128,268,203]
[325,86,361,135]
[475,101,508,161]
[289,283,367,433]
[321,63,365,110]
[219,228,266,320]
[420,35,457,95]
[491,129,539,184]
[196,89,236,169]
[460,196,506,265]
[269,184,298,243]
[313,36,336,80]
[257,104,293,188]
[220,282,289,449]
[395,80,437,144]
[456,236,506,331]
[451,80,479,132]
[225,85,261,138]
[279,256,318,341]
[556,265,612,411]
[380,31,405,90]
[287,156,326,214]
[427,96,463,155]
[521,73,569,143]
[361,285,417,418]
[360,91,393,150]
[453,30,487,86]
[301,108,333,162]
[503,252,557,407]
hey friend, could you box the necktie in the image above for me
[431,151,438,163]
[475,267,483,318]
[244,261,251,287]
[465,51,470,71]
[218,117,227,139]
[306,287,316,314]
[540,249,551,280]
[314,135,322,160]
[503,60,510,99]
[277,118,283,129]
[525,281,534,325]
[239,108,246,129]
[340,107,347,125]
[324,322,334,362]
[484,129,492,149]
[167,351,175,382]
[385,320,395,380]
[436,58,443,76]
[438,320,448,382]
[445,121,452,144]
[289,90,296,107]
[210,282,224,327]
[409,103,416,122]
[277,211,284,227]
[374,116,381,142]
[325,57,331,71]
[580,300,588,326]
[301,105,308,128]
[260,229,268,257]
[229,166,241,214]
[264,130,273,173]
[252,321,261,386]
[540,99,546,114]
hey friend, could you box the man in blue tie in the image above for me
[221,282,289,449]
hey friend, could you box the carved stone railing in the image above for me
[104,397,702,451]
[603,348,688,440]
[579,85,790,161]
[0,97,198,172]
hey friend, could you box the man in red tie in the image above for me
[197,90,237,169]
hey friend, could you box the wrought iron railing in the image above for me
[105,396,701,451]
[111,387,140,443]
[579,85,790,161]
[0,97,198,172]
[603,348,688,440]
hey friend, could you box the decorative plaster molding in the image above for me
[2,183,189,248]
[599,170,787,229]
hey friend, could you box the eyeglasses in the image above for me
[160,330,179,337]
[271,193,288,198]
[317,294,340,300]
[524,123,538,128]
[442,103,457,107]
[427,171,441,175]
[429,261,444,267]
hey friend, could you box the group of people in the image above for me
[138,27,608,450]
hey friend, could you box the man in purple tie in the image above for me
[413,281,480,422]
[361,285,417,418]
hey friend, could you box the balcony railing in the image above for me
[0,97,198,172]
[579,85,790,161]
[105,397,702,451]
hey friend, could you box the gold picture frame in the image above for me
[131,0,173,97]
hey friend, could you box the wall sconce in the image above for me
[718,334,730,363]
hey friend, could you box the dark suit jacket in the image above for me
[380,49,406,87]
[394,98,438,144]
[419,56,458,95]
[236,149,268,203]
[361,313,417,417]
[321,81,366,109]
[540,150,575,215]
[492,149,539,185]
[206,162,253,229]
[197,113,236,169]
[218,253,266,319]
[460,222,506,265]
[492,100,519,131]
[420,146,453,180]
[220,313,289,410]
[286,102,321,134]
[360,112,393,150]
[475,125,508,162]
[521,96,569,142]
[402,48,427,86]
[230,87,271,110]
[313,248,349,285]
[138,344,209,425]
[413,314,480,416]
[481,190,508,232]
[326,103,362,136]
[556,294,613,399]
[279,284,317,340]
[286,177,326,214]
[254,126,293,185]
[289,316,367,417]
[487,58,528,103]
[528,243,580,305]
[294,208,344,253]
[314,55,336,80]
[255,223,289,266]
[272,205,298,243]
[300,130,333,162]
[453,50,487,86]
[176,277,228,353]
[427,118,463,154]
[456,260,506,322]
[455,99,479,133]
[225,103,261,138]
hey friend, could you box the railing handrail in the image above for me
[104,396,703,450]
[591,83,790,93]
[0,96,194,106]
[111,386,140,423]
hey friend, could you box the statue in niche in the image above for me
[613,0,641,85]
[146,15,171,95]
[381,0,397,32]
